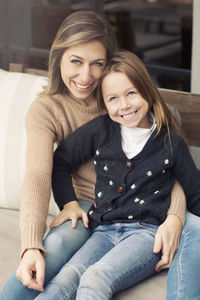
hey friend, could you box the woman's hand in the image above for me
[16,249,45,291]
[50,201,89,229]
[153,214,183,272]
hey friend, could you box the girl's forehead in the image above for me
[102,72,135,97]
[102,72,133,88]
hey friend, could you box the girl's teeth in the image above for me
[123,112,135,119]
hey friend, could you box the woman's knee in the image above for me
[42,220,91,284]
[43,219,91,256]
[181,212,200,242]
[43,200,92,254]
[174,212,200,263]
[185,211,200,228]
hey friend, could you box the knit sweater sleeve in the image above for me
[172,136,200,217]
[20,96,58,256]
[167,180,186,225]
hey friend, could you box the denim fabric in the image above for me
[0,200,92,300]
[166,212,200,300]
[1,211,200,300]
[35,222,160,300]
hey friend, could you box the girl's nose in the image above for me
[120,97,131,110]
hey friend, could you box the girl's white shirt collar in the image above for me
[121,112,156,159]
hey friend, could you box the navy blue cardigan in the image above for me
[52,114,200,228]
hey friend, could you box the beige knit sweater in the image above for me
[20,93,186,256]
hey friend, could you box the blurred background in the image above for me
[0,0,193,91]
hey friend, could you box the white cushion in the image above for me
[0,68,59,215]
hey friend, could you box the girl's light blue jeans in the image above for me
[35,222,160,300]
[0,209,200,300]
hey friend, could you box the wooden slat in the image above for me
[9,63,24,73]
[9,63,48,77]
[23,67,48,77]
[159,88,200,147]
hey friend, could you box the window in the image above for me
[0,0,192,91]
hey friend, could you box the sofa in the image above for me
[1,66,200,299]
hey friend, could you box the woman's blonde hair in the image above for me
[43,10,117,96]
[98,50,185,141]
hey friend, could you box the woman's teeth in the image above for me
[75,82,90,89]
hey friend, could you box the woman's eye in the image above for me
[128,91,136,96]
[71,59,81,64]
[93,61,104,67]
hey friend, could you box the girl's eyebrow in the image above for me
[105,86,135,95]
[105,94,115,99]
[104,86,137,100]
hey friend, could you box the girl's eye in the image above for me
[109,96,118,102]
[71,59,81,64]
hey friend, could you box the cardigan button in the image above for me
[126,161,132,168]
[118,186,124,193]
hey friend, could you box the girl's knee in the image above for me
[53,264,83,286]
[77,263,116,299]
[79,263,113,290]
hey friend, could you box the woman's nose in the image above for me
[79,64,92,83]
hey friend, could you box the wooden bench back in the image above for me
[160,88,200,147]
[9,63,48,77]
[9,63,200,147]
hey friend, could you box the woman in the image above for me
[0,10,199,300]
[35,50,200,300]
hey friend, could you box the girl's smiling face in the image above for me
[102,71,152,129]
[60,40,106,100]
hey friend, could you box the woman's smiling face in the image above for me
[102,71,151,129]
[60,40,106,100]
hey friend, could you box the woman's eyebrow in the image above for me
[69,55,82,59]
[95,58,106,61]
[69,55,105,62]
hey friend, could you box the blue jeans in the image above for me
[166,211,200,300]
[1,211,200,300]
[35,222,160,300]
[0,200,92,300]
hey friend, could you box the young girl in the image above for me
[36,50,200,300]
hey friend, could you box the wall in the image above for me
[191,0,200,93]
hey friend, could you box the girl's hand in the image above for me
[153,214,183,272]
[50,201,89,229]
